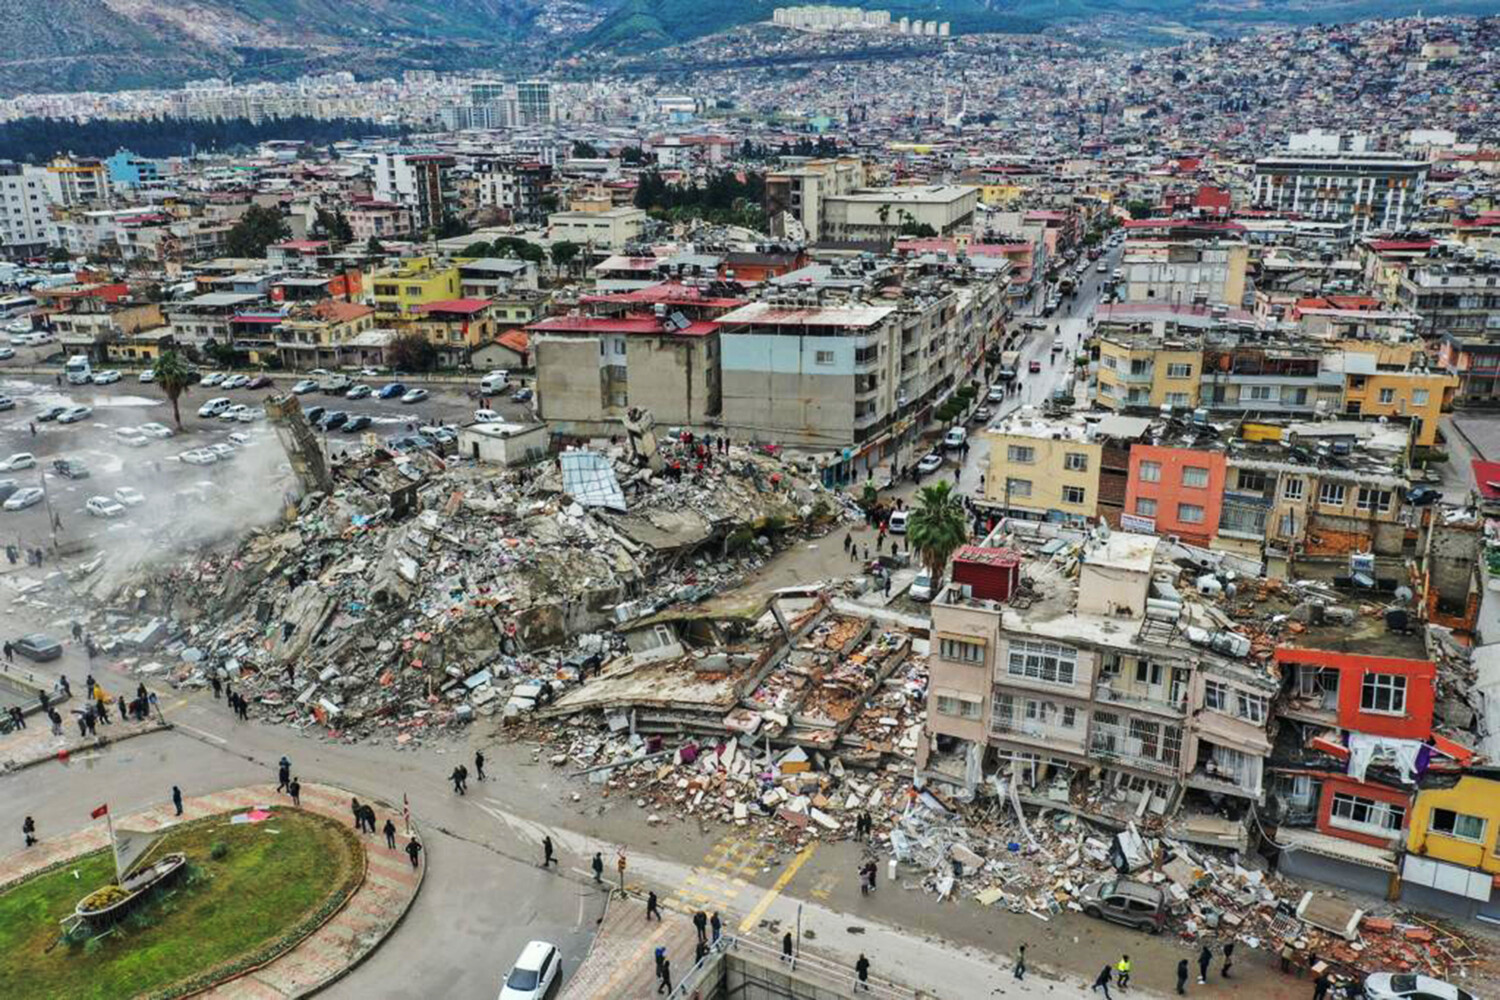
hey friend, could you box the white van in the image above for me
[197,396,232,418]
[943,425,968,450]
[480,371,510,394]
[888,510,910,534]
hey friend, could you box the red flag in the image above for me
[90,804,108,819]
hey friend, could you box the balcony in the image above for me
[1088,714,1182,778]
[1093,681,1186,717]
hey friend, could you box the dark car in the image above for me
[377,382,407,399]
[52,458,90,479]
[247,374,275,389]
[1079,879,1167,934]
[320,410,349,430]
[511,387,533,403]
[303,406,327,426]
[1406,486,1442,507]
[343,415,373,433]
[36,405,68,422]
[0,478,18,502]
[13,633,62,662]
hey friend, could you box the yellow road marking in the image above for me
[737,843,816,933]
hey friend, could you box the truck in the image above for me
[65,354,92,385]
[998,350,1021,381]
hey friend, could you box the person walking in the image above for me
[211,675,222,699]
[656,958,672,995]
[172,785,183,816]
[1198,945,1213,985]
[48,708,62,737]
[592,852,604,883]
[405,837,422,869]
[1176,958,1190,995]
[645,890,662,921]
[384,818,398,849]
[1116,954,1132,990]
[710,912,721,943]
[351,797,364,828]
[474,750,486,781]
[277,756,291,793]
[693,910,708,944]
[2,641,11,663]
[1221,940,1235,978]
[782,931,794,966]
[1014,943,1027,980]
[1092,964,1114,1000]
[541,835,557,868]
[1313,973,1332,1000]
[451,767,465,795]
[854,954,871,993]
[23,816,37,847]
[289,778,301,807]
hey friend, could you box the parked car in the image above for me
[180,449,218,466]
[3,487,44,511]
[971,405,993,423]
[1406,486,1442,507]
[138,369,156,383]
[916,452,944,475]
[888,510,910,534]
[219,404,251,421]
[139,422,174,438]
[114,426,149,447]
[511,387,534,403]
[52,457,90,479]
[343,415,373,433]
[1364,973,1475,1000]
[197,397,231,418]
[1029,359,1042,373]
[86,495,125,518]
[321,374,352,393]
[345,384,372,400]
[91,369,122,384]
[0,479,18,503]
[401,388,429,404]
[910,571,936,602]
[36,405,67,422]
[0,349,13,361]
[199,372,225,387]
[377,382,407,399]
[474,409,500,423]
[0,452,35,472]
[303,406,326,426]
[227,432,254,447]
[221,374,250,389]
[11,633,62,661]
[320,410,349,430]
[986,385,1005,403]
[57,404,93,423]
[114,486,145,507]
[1079,879,1167,933]
[943,426,968,450]
[247,374,275,389]
[291,379,319,395]
[208,443,237,461]
[499,941,562,1000]
[0,397,12,411]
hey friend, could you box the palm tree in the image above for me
[906,481,968,584]
[155,349,195,431]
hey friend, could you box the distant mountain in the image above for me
[0,0,559,95]
[578,0,1500,55]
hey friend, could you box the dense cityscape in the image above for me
[1,7,1500,1000]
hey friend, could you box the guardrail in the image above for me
[670,934,919,1000]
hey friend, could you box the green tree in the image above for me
[47,247,71,264]
[434,214,470,240]
[154,349,195,431]
[224,205,290,258]
[1126,200,1154,221]
[907,481,968,583]
[550,240,581,276]
[461,241,493,258]
[571,140,600,159]
[388,332,438,373]
[315,207,353,244]
[365,236,385,257]
[492,237,546,265]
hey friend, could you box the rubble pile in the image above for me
[45,442,845,745]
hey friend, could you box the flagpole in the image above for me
[106,809,120,883]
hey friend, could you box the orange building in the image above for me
[1122,443,1226,547]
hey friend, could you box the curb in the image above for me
[0,720,171,775]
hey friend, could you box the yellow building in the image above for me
[369,257,460,320]
[1095,327,1202,412]
[1339,366,1456,447]
[978,184,1026,208]
[1400,773,1500,919]
[982,413,1101,524]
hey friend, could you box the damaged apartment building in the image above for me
[919,525,1279,853]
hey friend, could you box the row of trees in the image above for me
[0,115,405,162]
[633,169,768,230]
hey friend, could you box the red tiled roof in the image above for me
[497,329,530,352]
[527,314,718,338]
[417,298,491,316]
[579,282,746,309]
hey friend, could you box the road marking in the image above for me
[737,843,816,933]
[176,723,227,744]
[590,921,672,1000]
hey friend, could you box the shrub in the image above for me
[209,842,229,862]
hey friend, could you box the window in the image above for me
[1135,660,1162,685]
[1236,469,1267,493]
[1361,672,1407,715]
[1330,793,1405,835]
[1247,385,1278,401]
[1430,808,1487,843]
[1135,497,1157,516]
[1061,706,1077,728]
[1006,478,1032,498]
[1064,452,1089,472]
[1235,691,1267,724]
[1138,460,1161,483]
[1063,485,1087,505]
[935,691,962,717]
[1182,466,1209,488]
[1378,387,1396,404]
[815,350,834,365]
[1007,445,1035,464]
[1165,392,1191,407]
[1318,482,1346,507]
[1178,503,1205,524]
[1100,652,1121,678]
[939,637,984,664]
[1412,389,1429,407]
[1357,488,1393,513]
[1283,477,1304,501]
[1166,362,1192,378]
[1007,640,1078,686]
[1204,680,1228,711]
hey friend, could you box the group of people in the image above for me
[3,543,49,568]
[1079,941,1237,999]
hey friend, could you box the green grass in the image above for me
[0,809,361,1000]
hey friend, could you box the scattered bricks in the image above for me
[1403,928,1434,943]
[1362,917,1395,933]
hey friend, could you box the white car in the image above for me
[308,368,332,378]
[910,571,937,602]
[199,372,225,387]
[114,427,149,447]
[139,422,174,438]
[401,388,429,404]
[86,495,125,518]
[916,452,943,475]
[291,379,319,395]
[345,384,372,400]
[0,452,36,472]
[197,397,231,418]
[114,486,145,507]
[180,448,218,466]
[57,405,93,423]
[474,409,500,423]
[222,374,250,389]
[219,404,251,421]
[208,443,236,461]
[227,432,254,447]
[888,510,909,534]
[138,369,155,383]
[5,318,29,333]
[1364,974,1475,1000]
[235,407,264,422]
[92,369,122,384]
[0,347,15,360]
[3,487,43,511]
[499,941,562,1000]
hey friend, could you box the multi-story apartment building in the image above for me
[1093,308,1210,413]
[1252,151,1428,234]
[347,201,414,244]
[921,528,1277,849]
[165,292,265,351]
[981,412,1149,527]
[1402,770,1500,920]
[547,207,647,251]
[0,160,55,258]
[1120,238,1249,309]
[274,300,378,369]
[43,156,109,208]
[471,157,553,225]
[369,257,461,321]
[765,158,866,241]
[1397,257,1500,406]
[817,185,979,244]
[371,153,456,232]
[515,80,552,126]
[1199,336,1343,417]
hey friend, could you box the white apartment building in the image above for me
[1252,151,1428,234]
[0,161,55,257]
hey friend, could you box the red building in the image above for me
[1122,443,1226,548]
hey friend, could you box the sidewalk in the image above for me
[560,893,698,999]
[0,781,423,1000]
[0,712,168,773]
